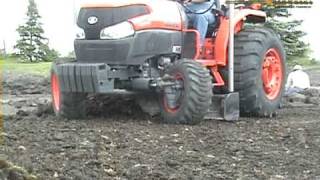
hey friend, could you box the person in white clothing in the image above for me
[285,65,311,96]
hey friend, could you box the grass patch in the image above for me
[0,56,318,76]
[0,57,51,76]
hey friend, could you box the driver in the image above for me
[184,0,216,46]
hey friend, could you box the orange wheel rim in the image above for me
[262,48,283,100]
[51,73,61,111]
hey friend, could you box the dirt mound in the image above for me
[283,87,320,107]
[302,88,320,97]
[34,95,151,120]
[2,71,150,119]
[3,72,50,95]
[86,95,150,119]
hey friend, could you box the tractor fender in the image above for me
[233,9,266,25]
[214,9,266,66]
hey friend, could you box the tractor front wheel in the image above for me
[51,63,87,119]
[159,60,213,124]
[234,27,286,117]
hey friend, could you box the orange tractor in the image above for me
[51,0,286,124]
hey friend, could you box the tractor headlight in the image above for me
[100,21,135,40]
[75,26,85,40]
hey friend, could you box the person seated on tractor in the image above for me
[184,0,216,46]
[285,65,311,96]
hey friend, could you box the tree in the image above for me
[266,19,309,58]
[231,1,311,63]
[262,6,310,63]
[15,0,58,62]
[40,43,60,62]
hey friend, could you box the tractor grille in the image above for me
[77,5,149,40]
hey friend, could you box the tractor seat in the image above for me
[205,7,226,37]
[187,11,221,38]
[195,0,225,38]
[205,17,220,38]
[186,0,225,38]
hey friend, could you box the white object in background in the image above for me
[286,68,311,89]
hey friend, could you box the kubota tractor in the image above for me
[51,0,286,124]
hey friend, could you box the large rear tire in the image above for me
[233,27,286,116]
[51,62,87,119]
[159,60,213,124]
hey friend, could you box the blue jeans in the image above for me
[187,12,216,45]
[285,87,304,96]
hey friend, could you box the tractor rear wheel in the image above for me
[51,62,87,119]
[159,59,213,124]
[234,27,286,117]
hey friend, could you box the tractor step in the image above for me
[205,92,240,121]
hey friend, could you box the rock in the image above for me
[135,94,160,116]
[305,97,320,105]
[0,159,10,169]
[170,134,179,137]
[18,145,26,151]
[16,110,29,117]
[53,133,65,141]
[36,102,54,117]
[0,99,10,104]
[206,154,215,158]
[288,93,307,103]
[0,160,37,180]
[125,164,151,179]
[104,168,117,176]
[26,89,42,94]
[166,160,179,167]
[2,133,18,140]
[247,139,254,143]
[100,135,109,141]
[8,170,24,180]
[270,175,285,180]
[302,87,320,97]
[41,78,50,86]
[29,103,38,107]
[169,174,185,180]
[134,138,143,143]
[69,169,85,180]
[80,140,95,148]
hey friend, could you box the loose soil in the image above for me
[1,69,320,180]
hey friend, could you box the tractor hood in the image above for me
[81,0,152,8]
[77,0,185,40]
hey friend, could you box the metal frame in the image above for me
[228,3,235,92]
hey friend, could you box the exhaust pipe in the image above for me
[228,3,235,93]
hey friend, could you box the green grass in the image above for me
[0,56,319,76]
[0,57,52,76]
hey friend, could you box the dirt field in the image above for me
[1,68,320,179]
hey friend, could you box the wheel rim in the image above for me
[51,73,61,111]
[163,73,184,113]
[262,48,283,100]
